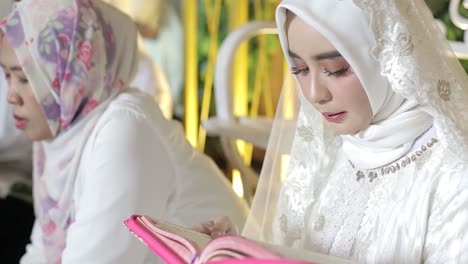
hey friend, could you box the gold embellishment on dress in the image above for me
[356,170,365,182]
[393,33,414,56]
[350,138,438,182]
[368,171,378,182]
[438,80,451,101]
[313,215,325,232]
[297,126,314,142]
[280,214,288,233]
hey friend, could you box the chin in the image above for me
[329,123,367,135]
[25,134,43,142]
[334,128,356,135]
[25,130,53,142]
[323,115,372,135]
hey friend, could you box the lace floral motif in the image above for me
[273,105,341,246]
[303,160,382,258]
[392,33,414,56]
[352,0,468,160]
[297,126,315,142]
[437,80,451,101]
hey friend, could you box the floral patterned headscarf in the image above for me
[1,0,138,135]
[0,0,138,262]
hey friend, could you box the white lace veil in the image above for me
[242,0,468,246]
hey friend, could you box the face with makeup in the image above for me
[0,36,53,141]
[285,13,373,135]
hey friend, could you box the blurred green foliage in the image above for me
[425,0,468,71]
[196,1,280,166]
[426,0,450,17]
[197,1,280,116]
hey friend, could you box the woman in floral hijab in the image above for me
[0,0,248,263]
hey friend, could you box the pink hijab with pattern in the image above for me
[0,0,138,262]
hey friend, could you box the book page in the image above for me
[140,216,355,264]
[152,219,211,249]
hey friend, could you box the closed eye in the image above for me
[18,77,29,84]
[291,66,310,76]
[322,67,350,77]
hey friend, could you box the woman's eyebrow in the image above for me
[312,50,342,61]
[288,50,301,60]
[0,62,23,72]
[287,50,342,61]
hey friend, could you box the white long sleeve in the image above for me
[20,221,46,264]
[424,167,468,263]
[21,91,247,263]
[62,107,174,263]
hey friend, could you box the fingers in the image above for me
[191,217,238,238]
[190,220,215,235]
[211,216,238,237]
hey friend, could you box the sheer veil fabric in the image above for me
[243,0,468,262]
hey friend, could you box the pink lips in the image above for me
[14,114,28,129]
[322,112,347,123]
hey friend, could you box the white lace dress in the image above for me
[252,0,468,263]
[274,127,468,263]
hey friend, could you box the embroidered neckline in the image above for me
[349,138,438,182]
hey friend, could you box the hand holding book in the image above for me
[124,215,355,264]
[190,216,239,238]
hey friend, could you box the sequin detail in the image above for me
[437,80,451,101]
[350,138,438,182]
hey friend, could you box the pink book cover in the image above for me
[124,215,319,264]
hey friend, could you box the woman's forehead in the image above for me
[286,15,338,60]
[0,35,19,68]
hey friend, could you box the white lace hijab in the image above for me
[243,0,468,246]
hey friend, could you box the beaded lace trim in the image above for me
[349,138,438,182]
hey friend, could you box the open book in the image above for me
[124,215,355,264]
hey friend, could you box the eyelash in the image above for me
[290,67,309,75]
[290,66,350,77]
[4,73,29,84]
[322,67,350,77]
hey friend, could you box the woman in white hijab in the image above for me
[202,0,468,263]
[0,1,247,263]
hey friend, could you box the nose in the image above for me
[306,73,331,104]
[7,85,23,106]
